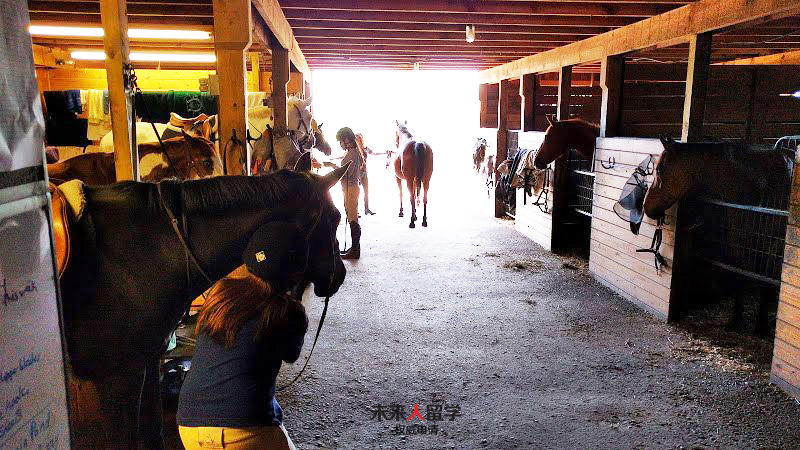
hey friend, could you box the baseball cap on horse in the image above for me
[243,222,308,289]
[335,127,356,143]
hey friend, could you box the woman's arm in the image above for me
[282,302,309,363]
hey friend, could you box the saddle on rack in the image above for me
[49,180,85,279]
[169,113,212,140]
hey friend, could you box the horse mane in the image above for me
[176,170,313,212]
[561,117,600,133]
[397,123,413,140]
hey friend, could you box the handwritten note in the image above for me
[0,205,70,449]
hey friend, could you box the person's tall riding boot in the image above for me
[342,222,361,260]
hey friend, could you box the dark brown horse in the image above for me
[644,138,795,333]
[643,138,794,219]
[60,167,348,448]
[394,121,434,228]
[48,133,222,185]
[533,116,599,169]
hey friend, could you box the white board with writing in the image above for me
[0,197,71,449]
[0,1,72,448]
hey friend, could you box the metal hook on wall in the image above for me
[601,156,616,170]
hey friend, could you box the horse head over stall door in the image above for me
[59,166,349,448]
[533,116,599,169]
[393,120,434,228]
[644,138,795,333]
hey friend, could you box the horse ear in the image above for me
[303,96,313,108]
[293,151,312,172]
[660,137,673,150]
[546,115,556,127]
[396,120,400,126]
[321,161,351,190]
[181,129,195,141]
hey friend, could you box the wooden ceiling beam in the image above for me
[279,0,682,17]
[715,49,800,64]
[479,0,800,83]
[250,0,308,75]
[295,29,581,42]
[29,12,213,26]
[287,19,608,36]
[282,9,640,28]
[29,1,213,16]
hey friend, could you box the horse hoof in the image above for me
[409,222,415,228]
[422,221,428,227]
[399,212,404,217]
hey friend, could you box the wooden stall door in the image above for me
[590,138,677,320]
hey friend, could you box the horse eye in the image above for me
[204,159,214,170]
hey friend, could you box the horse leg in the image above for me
[95,367,148,449]
[421,180,429,227]
[138,357,165,449]
[407,179,416,228]
[756,284,777,336]
[397,177,404,217]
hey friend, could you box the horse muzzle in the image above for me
[312,260,346,297]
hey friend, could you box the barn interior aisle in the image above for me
[278,164,800,449]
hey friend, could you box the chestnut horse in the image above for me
[394,121,434,228]
[533,116,599,169]
[48,133,222,184]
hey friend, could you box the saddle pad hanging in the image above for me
[613,155,652,235]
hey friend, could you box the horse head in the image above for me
[288,96,314,140]
[395,120,411,149]
[311,119,332,156]
[643,138,699,219]
[300,163,350,296]
[139,132,222,182]
[533,116,599,169]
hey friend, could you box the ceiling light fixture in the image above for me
[413,62,420,71]
[793,90,800,98]
[30,26,211,40]
[466,25,476,43]
[71,51,216,63]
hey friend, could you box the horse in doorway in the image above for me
[533,116,599,169]
[644,138,795,334]
[394,120,434,228]
[59,166,349,448]
[48,133,222,184]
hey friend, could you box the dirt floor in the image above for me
[272,167,800,449]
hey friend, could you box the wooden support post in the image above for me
[478,84,489,128]
[520,73,537,132]
[556,65,573,121]
[100,0,137,181]
[681,32,712,142]
[248,51,261,91]
[495,78,511,217]
[213,0,251,175]
[271,43,290,131]
[600,55,624,137]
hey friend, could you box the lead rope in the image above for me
[276,295,330,391]
[278,203,334,391]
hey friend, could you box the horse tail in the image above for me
[414,141,425,196]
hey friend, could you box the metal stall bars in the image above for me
[694,136,798,286]
[566,147,595,218]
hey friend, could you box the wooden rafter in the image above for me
[716,49,800,65]
[479,0,800,83]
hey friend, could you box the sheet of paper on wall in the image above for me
[0,2,72,449]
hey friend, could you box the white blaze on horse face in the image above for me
[138,152,169,178]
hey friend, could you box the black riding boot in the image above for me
[342,222,361,260]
